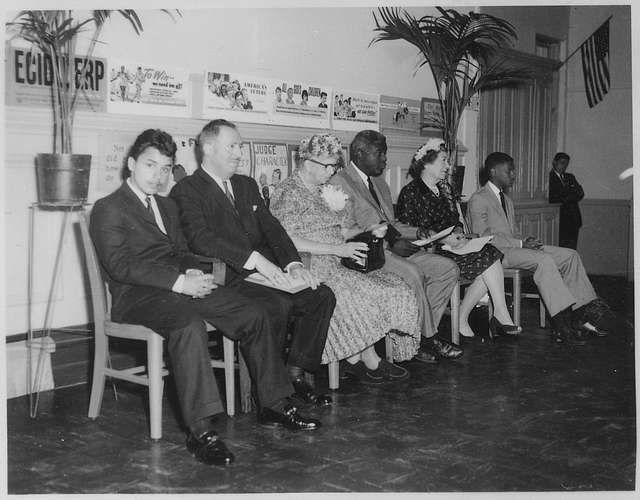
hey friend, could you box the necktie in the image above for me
[223,180,236,208]
[145,195,154,214]
[499,191,508,216]
[367,177,381,207]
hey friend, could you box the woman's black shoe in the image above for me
[489,317,521,338]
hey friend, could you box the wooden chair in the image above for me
[450,268,545,345]
[79,212,245,440]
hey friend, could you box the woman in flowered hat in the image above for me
[397,139,520,339]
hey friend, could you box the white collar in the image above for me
[127,178,153,206]
[202,167,233,193]
[553,169,564,178]
[487,180,503,200]
[351,161,370,185]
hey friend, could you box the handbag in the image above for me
[340,230,385,273]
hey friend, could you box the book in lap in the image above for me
[442,236,494,255]
[244,272,310,294]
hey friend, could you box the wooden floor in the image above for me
[6,276,636,493]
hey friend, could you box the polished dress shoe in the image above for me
[258,404,321,431]
[186,430,235,466]
[291,376,332,406]
[424,337,463,359]
[412,347,439,364]
[488,317,521,338]
[361,359,409,385]
[579,321,609,337]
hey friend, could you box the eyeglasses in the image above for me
[306,158,340,171]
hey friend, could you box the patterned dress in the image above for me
[397,179,503,281]
[271,172,421,363]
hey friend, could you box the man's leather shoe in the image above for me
[579,321,609,337]
[425,337,463,359]
[186,430,234,466]
[258,404,321,431]
[291,376,332,406]
[412,347,439,364]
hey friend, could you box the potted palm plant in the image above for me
[7,10,177,206]
[371,7,531,171]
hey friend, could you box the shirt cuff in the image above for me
[172,274,185,294]
[285,261,304,273]
[243,251,260,270]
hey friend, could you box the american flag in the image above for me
[580,19,610,108]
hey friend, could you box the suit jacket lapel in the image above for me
[121,182,164,233]
[344,164,388,220]
[195,168,240,219]
[371,176,394,221]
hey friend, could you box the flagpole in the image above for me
[556,15,612,70]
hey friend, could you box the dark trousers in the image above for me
[228,281,336,373]
[559,221,580,250]
[116,286,293,428]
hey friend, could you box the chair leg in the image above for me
[539,299,546,328]
[450,282,460,345]
[513,273,522,326]
[88,329,108,420]
[147,334,164,441]
[385,334,393,362]
[328,361,339,390]
[223,336,235,417]
[238,350,253,413]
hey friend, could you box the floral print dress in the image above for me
[271,172,421,363]
[397,179,503,281]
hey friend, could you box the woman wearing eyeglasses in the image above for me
[271,134,420,385]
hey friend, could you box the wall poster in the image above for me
[251,142,290,208]
[108,60,190,117]
[379,95,421,134]
[332,90,380,131]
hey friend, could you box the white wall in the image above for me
[4,6,442,337]
[563,5,632,200]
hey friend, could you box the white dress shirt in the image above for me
[486,180,522,247]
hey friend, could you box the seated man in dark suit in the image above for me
[468,152,611,343]
[90,129,323,467]
[170,119,336,406]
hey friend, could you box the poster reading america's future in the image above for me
[108,60,190,117]
[271,81,331,128]
[331,90,380,131]
[6,46,107,111]
[202,71,276,124]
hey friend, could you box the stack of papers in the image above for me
[442,236,494,255]
[244,272,310,294]
[412,226,455,247]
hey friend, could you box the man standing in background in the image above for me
[549,152,584,250]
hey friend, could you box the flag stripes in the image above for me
[580,19,610,108]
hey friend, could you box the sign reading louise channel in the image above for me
[108,60,190,117]
[6,46,107,111]
[332,90,380,131]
